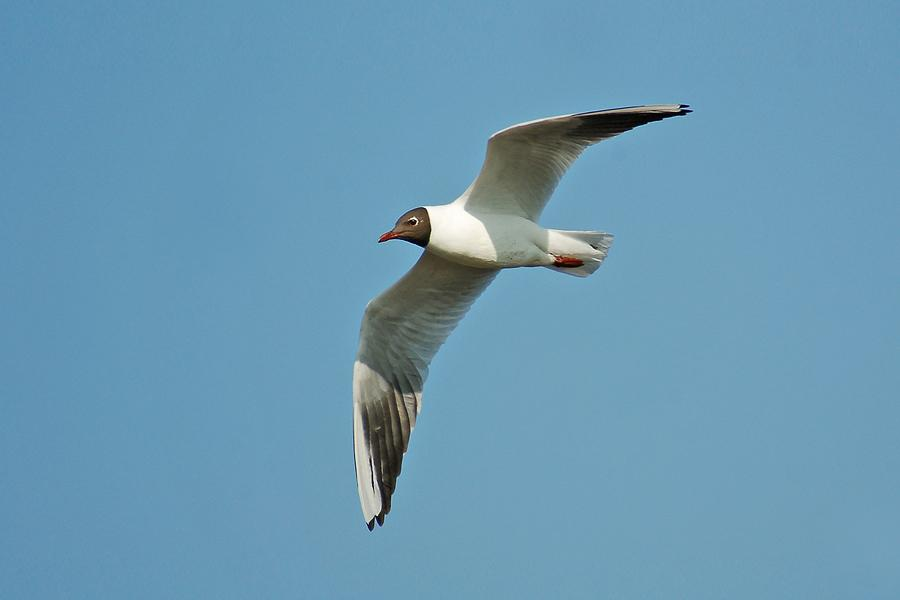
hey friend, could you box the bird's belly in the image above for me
[427,210,549,269]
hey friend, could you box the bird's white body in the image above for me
[425,204,547,268]
[425,203,611,273]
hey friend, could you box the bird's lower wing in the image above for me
[354,251,498,529]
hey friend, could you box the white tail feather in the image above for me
[546,230,614,277]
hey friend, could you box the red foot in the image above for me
[552,255,584,268]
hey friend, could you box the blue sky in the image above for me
[2,1,898,598]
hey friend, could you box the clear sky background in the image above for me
[2,1,898,598]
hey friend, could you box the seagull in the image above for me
[354,104,691,530]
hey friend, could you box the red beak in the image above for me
[378,231,400,243]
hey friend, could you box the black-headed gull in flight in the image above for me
[354,104,691,529]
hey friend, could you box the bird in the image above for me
[353,104,691,530]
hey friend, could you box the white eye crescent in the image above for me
[407,217,418,226]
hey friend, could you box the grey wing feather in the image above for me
[354,251,498,530]
[459,104,691,220]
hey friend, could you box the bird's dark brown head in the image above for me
[378,207,431,248]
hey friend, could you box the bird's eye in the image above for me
[407,217,419,226]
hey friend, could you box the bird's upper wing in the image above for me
[354,250,498,530]
[456,104,691,221]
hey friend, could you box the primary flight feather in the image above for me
[354,104,691,530]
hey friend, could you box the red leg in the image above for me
[552,255,584,268]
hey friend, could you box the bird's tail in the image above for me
[545,230,614,277]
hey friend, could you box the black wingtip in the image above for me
[364,512,386,531]
[678,104,692,114]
